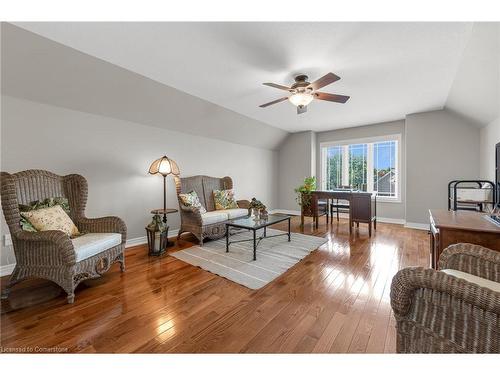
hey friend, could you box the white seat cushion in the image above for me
[72,233,122,262]
[201,211,229,225]
[441,269,500,293]
[216,208,249,219]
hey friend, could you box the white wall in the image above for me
[0,96,279,268]
[480,117,500,182]
[405,109,480,225]
[277,131,316,211]
[315,120,406,221]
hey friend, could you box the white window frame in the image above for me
[319,134,402,203]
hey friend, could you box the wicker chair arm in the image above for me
[75,216,127,242]
[178,205,203,225]
[14,230,76,265]
[237,200,250,209]
[391,267,500,318]
[438,243,500,282]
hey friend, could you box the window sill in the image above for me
[376,197,402,204]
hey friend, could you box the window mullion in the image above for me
[342,145,349,186]
[367,143,374,193]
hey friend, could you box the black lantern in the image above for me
[146,214,168,256]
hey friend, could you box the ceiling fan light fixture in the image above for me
[288,92,314,107]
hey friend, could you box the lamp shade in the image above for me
[148,156,180,177]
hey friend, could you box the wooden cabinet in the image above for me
[429,209,500,269]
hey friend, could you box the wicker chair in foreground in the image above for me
[391,243,500,353]
[1,170,127,303]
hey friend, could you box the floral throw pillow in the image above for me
[20,205,80,237]
[19,197,71,232]
[213,189,239,210]
[178,190,207,214]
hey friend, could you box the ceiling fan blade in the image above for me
[263,82,293,91]
[315,92,350,103]
[308,72,341,90]
[297,105,307,115]
[259,97,289,108]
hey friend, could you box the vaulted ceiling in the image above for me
[446,22,499,126]
[12,22,490,132]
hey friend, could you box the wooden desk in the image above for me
[429,209,500,269]
[311,191,377,235]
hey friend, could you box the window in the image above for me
[373,141,397,197]
[348,143,368,191]
[325,145,343,190]
[321,135,400,200]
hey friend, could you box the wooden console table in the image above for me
[311,191,377,235]
[429,209,500,269]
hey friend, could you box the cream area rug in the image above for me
[170,229,327,289]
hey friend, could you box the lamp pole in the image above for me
[163,174,167,223]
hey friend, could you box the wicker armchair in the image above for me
[175,175,250,245]
[391,243,500,353]
[1,170,127,303]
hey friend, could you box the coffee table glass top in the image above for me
[227,214,290,229]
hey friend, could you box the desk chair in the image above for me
[330,185,351,221]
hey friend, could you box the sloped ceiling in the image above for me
[1,23,288,150]
[12,22,474,132]
[445,23,500,126]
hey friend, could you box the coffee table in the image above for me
[225,214,291,261]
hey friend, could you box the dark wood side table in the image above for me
[151,208,178,247]
[429,209,500,269]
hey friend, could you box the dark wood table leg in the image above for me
[253,229,257,261]
[226,224,229,253]
[314,193,319,229]
[326,198,329,224]
[349,203,353,234]
[288,217,291,242]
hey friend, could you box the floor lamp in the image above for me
[148,155,180,223]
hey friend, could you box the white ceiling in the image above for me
[446,23,500,126]
[14,22,474,132]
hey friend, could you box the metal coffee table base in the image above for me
[225,217,291,261]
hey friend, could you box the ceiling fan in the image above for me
[259,72,350,114]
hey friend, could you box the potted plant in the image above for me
[248,197,267,220]
[294,176,317,216]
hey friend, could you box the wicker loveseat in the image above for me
[1,170,126,303]
[391,243,500,353]
[175,175,250,245]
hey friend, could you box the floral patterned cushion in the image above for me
[20,205,80,237]
[19,197,71,232]
[213,189,239,210]
[178,190,207,214]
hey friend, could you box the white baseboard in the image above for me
[0,263,16,277]
[0,229,181,277]
[270,209,406,225]
[270,209,301,216]
[126,229,179,249]
[125,236,148,248]
[378,217,406,225]
[404,222,429,231]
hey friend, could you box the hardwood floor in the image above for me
[0,216,429,353]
